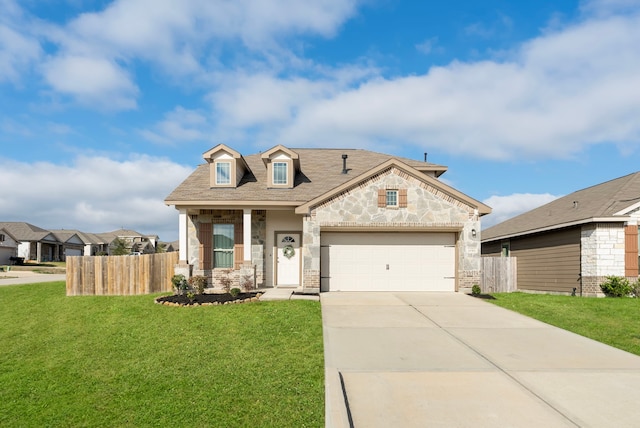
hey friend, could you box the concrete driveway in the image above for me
[322,292,640,428]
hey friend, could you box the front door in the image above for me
[276,233,301,286]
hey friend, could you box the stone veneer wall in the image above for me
[581,223,626,296]
[302,167,482,291]
[251,210,266,288]
[187,209,266,290]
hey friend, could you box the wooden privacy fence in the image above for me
[66,252,178,296]
[481,257,517,293]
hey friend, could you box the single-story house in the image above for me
[165,145,491,293]
[0,228,19,265]
[481,172,640,296]
[0,222,64,262]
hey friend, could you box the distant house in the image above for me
[50,230,109,257]
[0,228,19,265]
[482,172,640,296]
[165,144,491,292]
[96,229,160,255]
[0,222,64,262]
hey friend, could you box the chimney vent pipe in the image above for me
[342,154,348,174]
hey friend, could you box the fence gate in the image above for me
[481,257,517,293]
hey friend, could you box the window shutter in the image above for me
[399,189,408,208]
[378,189,386,207]
[199,223,212,270]
[625,225,638,277]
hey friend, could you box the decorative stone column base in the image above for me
[174,263,192,280]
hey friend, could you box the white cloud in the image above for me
[42,55,138,110]
[139,107,210,145]
[0,155,193,241]
[29,0,360,109]
[220,7,640,160]
[0,0,41,83]
[481,193,561,228]
[415,37,440,55]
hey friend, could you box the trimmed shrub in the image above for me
[188,275,208,294]
[230,288,241,297]
[631,279,640,298]
[471,284,481,296]
[171,274,188,296]
[600,276,632,297]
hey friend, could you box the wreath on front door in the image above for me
[283,245,295,259]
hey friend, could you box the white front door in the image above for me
[276,233,301,286]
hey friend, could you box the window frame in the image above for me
[386,190,399,207]
[213,224,234,268]
[215,161,232,185]
[272,161,288,185]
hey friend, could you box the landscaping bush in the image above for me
[471,284,481,296]
[230,287,241,297]
[171,274,188,296]
[600,276,632,297]
[188,275,208,294]
[631,278,640,298]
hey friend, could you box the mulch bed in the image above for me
[155,292,262,306]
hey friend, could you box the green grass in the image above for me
[489,292,640,356]
[0,282,324,427]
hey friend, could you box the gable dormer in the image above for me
[260,145,300,189]
[203,144,249,188]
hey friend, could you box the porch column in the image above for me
[179,209,188,263]
[36,242,42,262]
[243,209,252,262]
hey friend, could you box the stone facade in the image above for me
[581,223,627,296]
[188,209,266,290]
[302,167,482,291]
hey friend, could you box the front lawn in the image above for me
[0,282,324,427]
[489,292,640,356]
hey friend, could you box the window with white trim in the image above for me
[216,162,231,185]
[386,190,398,207]
[213,224,234,268]
[273,162,288,185]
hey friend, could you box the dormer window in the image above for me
[216,162,231,185]
[273,162,288,185]
[261,145,299,189]
[203,144,249,188]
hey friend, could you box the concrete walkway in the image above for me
[322,292,640,428]
[0,270,66,286]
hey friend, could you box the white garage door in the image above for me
[320,232,456,292]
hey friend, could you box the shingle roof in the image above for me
[0,222,54,241]
[50,229,106,244]
[165,148,448,204]
[482,172,640,242]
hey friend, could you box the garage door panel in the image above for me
[321,232,456,292]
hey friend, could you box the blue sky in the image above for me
[2,0,640,242]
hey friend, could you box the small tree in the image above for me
[111,238,130,256]
[155,242,167,253]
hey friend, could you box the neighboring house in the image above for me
[50,230,109,257]
[165,145,491,293]
[97,229,159,255]
[482,172,640,296]
[0,228,19,265]
[0,222,64,262]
